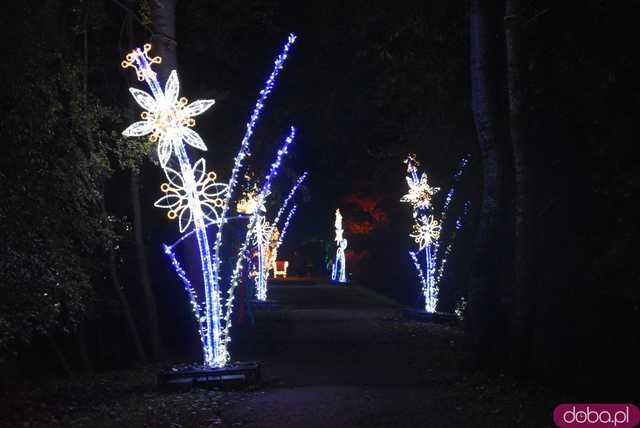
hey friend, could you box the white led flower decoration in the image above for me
[154,158,228,232]
[122,69,215,167]
[401,173,440,212]
[411,215,442,250]
[251,216,274,248]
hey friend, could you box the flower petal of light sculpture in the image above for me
[154,159,228,232]
[400,173,440,214]
[122,55,215,167]
[410,215,441,251]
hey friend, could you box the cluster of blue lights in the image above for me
[252,127,297,301]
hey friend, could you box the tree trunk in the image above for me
[75,323,93,375]
[47,333,74,377]
[505,0,534,373]
[108,238,149,364]
[467,0,508,363]
[127,5,164,362]
[130,169,163,361]
[150,0,177,83]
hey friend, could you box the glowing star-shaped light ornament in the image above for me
[122,45,215,167]
[154,158,228,232]
[401,172,440,212]
[411,214,442,250]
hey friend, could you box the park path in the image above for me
[221,280,551,428]
[2,279,555,427]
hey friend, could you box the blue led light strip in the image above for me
[277,204,297,248]
[163,244,207,359]
[254,127,296,301]
[273,172,307,227]
[212,34,297,292]
[435,200,471,284]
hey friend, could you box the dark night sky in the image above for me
[166,2,476,287]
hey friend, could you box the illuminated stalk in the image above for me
[256,241,267,301]
[425,243,436,312]
[439,154,471,224]
[175,141,222,366]
[213,34,297,293]
[163,244,206,361]
[410,251,428,299]
[435,200,471,284]
[220,217,254,349]
[253,127,296,301]
[273,173,307,227]
[277,205,297,247]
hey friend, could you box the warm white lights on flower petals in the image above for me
[122,69,214,167]
[154,159,228,233]
[122,120,154,137]
[401,172,440,211]
[411,214,441,250]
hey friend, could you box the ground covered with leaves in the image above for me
[2,283,566,427]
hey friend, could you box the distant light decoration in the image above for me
[272,260,289,278]
[265,192,300,277]
[265,227,281,277]
[121,35,297,368]
[401,154,470,313]
[236,190,264,215]
[331,209,347,283]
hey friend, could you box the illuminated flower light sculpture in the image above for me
[262,172,306,281]
[121,35,296,368]
[244,171,307,298]
[331,209,348,283]
[247,127,296,302]
[401,154,470,313]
